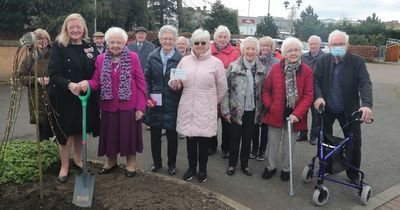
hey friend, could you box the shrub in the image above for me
[0,140,59,184]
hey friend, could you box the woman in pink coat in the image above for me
[80,27,147,178]
[169,28,228,183]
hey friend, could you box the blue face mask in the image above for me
[331,47,346,57]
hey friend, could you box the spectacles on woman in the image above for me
[194,41,207,46]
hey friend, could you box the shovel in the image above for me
[286,117,295,197]
[73,85,95,207]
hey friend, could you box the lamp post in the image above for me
[247,0,251,35]
[284,0,302,36]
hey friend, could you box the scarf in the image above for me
[258,52,273,69]
[100,46,132,100]
[284,59,300,108]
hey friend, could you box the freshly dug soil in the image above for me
[0,162,234,210]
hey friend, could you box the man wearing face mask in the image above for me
[313,30,373,185]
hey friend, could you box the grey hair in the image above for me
[328,29,349,44]
[308,35,321,43]
[176,36,190,47]
[191,28,210,44]
[259,36,275,50]
[240,37,260,53]
[281,37,303,56]
[158,25,178,41]
[104,27,128,44]
[213,25,231,41]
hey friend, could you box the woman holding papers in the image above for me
[143,25,183,176]
[169,28,227,183]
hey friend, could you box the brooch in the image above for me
[84,47,94,53]
[87,53,93,58]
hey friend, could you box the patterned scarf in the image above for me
[284,59,300,108]
[258,52,273,67]
[100,46,131,100]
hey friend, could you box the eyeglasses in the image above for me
[194,41,207,46]
[285,48,300,54]
[330,42,346,47]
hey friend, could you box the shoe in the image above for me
[262,168,276,179]
[98,164,118,175]
[249,152,256,159]
[125,170,136,178]
[226,167,235,176]
[297,131,308,141]
[348,177,361,186]
[310,137,317,145]
[168,167,177,175]
[149,164,162,172]
[183,168,196,181]
[241,167,253,176]
[255,152,265,161]
[280,171,290,181]
[208,148,216,156]
[222,151,229,159]
[146,125,151,130]
[70,160,83,170]
[197,171,207,183]
[57,175,68,183]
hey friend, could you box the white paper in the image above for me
[170,68,186,80]
[150,93,162,106]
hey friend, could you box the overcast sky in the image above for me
[185,0,399,22]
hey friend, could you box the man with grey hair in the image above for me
[127,26,155,71]
[313,29,373,185]
[298,35,325,145]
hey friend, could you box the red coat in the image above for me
[261,60,313,131]
[211,43,240,69]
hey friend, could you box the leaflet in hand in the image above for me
[150,94,162,106]
[170,68,186,80]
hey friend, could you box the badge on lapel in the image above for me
[84,47,94,59]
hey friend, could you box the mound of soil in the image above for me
[0,162,234,210]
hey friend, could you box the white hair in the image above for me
[191,28,210,44]
[240,37,260,53]
[308,35,321,43]
[104,27,128,44]
[176,36,190,47]
[158,25,178,41]
[328,29,349,44]
[281,37,303,56]
[213,25,231,41]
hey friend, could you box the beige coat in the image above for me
[173,49,227,138]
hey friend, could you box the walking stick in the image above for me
[287,117,295,197]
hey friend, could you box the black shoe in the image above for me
[226,167,235,176]
[310,137,317,145]
[255,152,265,161]
[98,164,118,175]
[149,164,162,172]
[57,175,68,183]
[197,171,207,183]
[222,151,230,159]
[168,167,177,175]
[297,131,308,141]
[70,159,82,170]
[125,170,136,178]
[249,152,256,159]
[280,171,290,181]
[183,168,196,181]
[348,177,361,186]
[241,167,253,176]
[262,168,276,179]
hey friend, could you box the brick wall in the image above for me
[348,45,379,61]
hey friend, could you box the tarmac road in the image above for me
[1,63,399,210]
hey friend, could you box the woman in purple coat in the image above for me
[80,27,147,177]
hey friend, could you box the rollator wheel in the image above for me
[302,165,313,183]
[312,186,329,206]
[360,185,372,205]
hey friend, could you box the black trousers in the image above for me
[251,123,268,154]
[221,117,231,152]
[310,105,319,139]
[187,137,210,172]
[323,110,362,179]
[150,127,178,167]
[229,111,254,168]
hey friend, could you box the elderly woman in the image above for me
[261,37,313,181]
[80,27,146,178]
[210,25,240,158]
[175,36,190,56]
[169,28,227,183]
[221,37,267,176]
[47,13,100,183]
[143,25,182,176]
[250,36,281,161]
[17,28,53,141]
